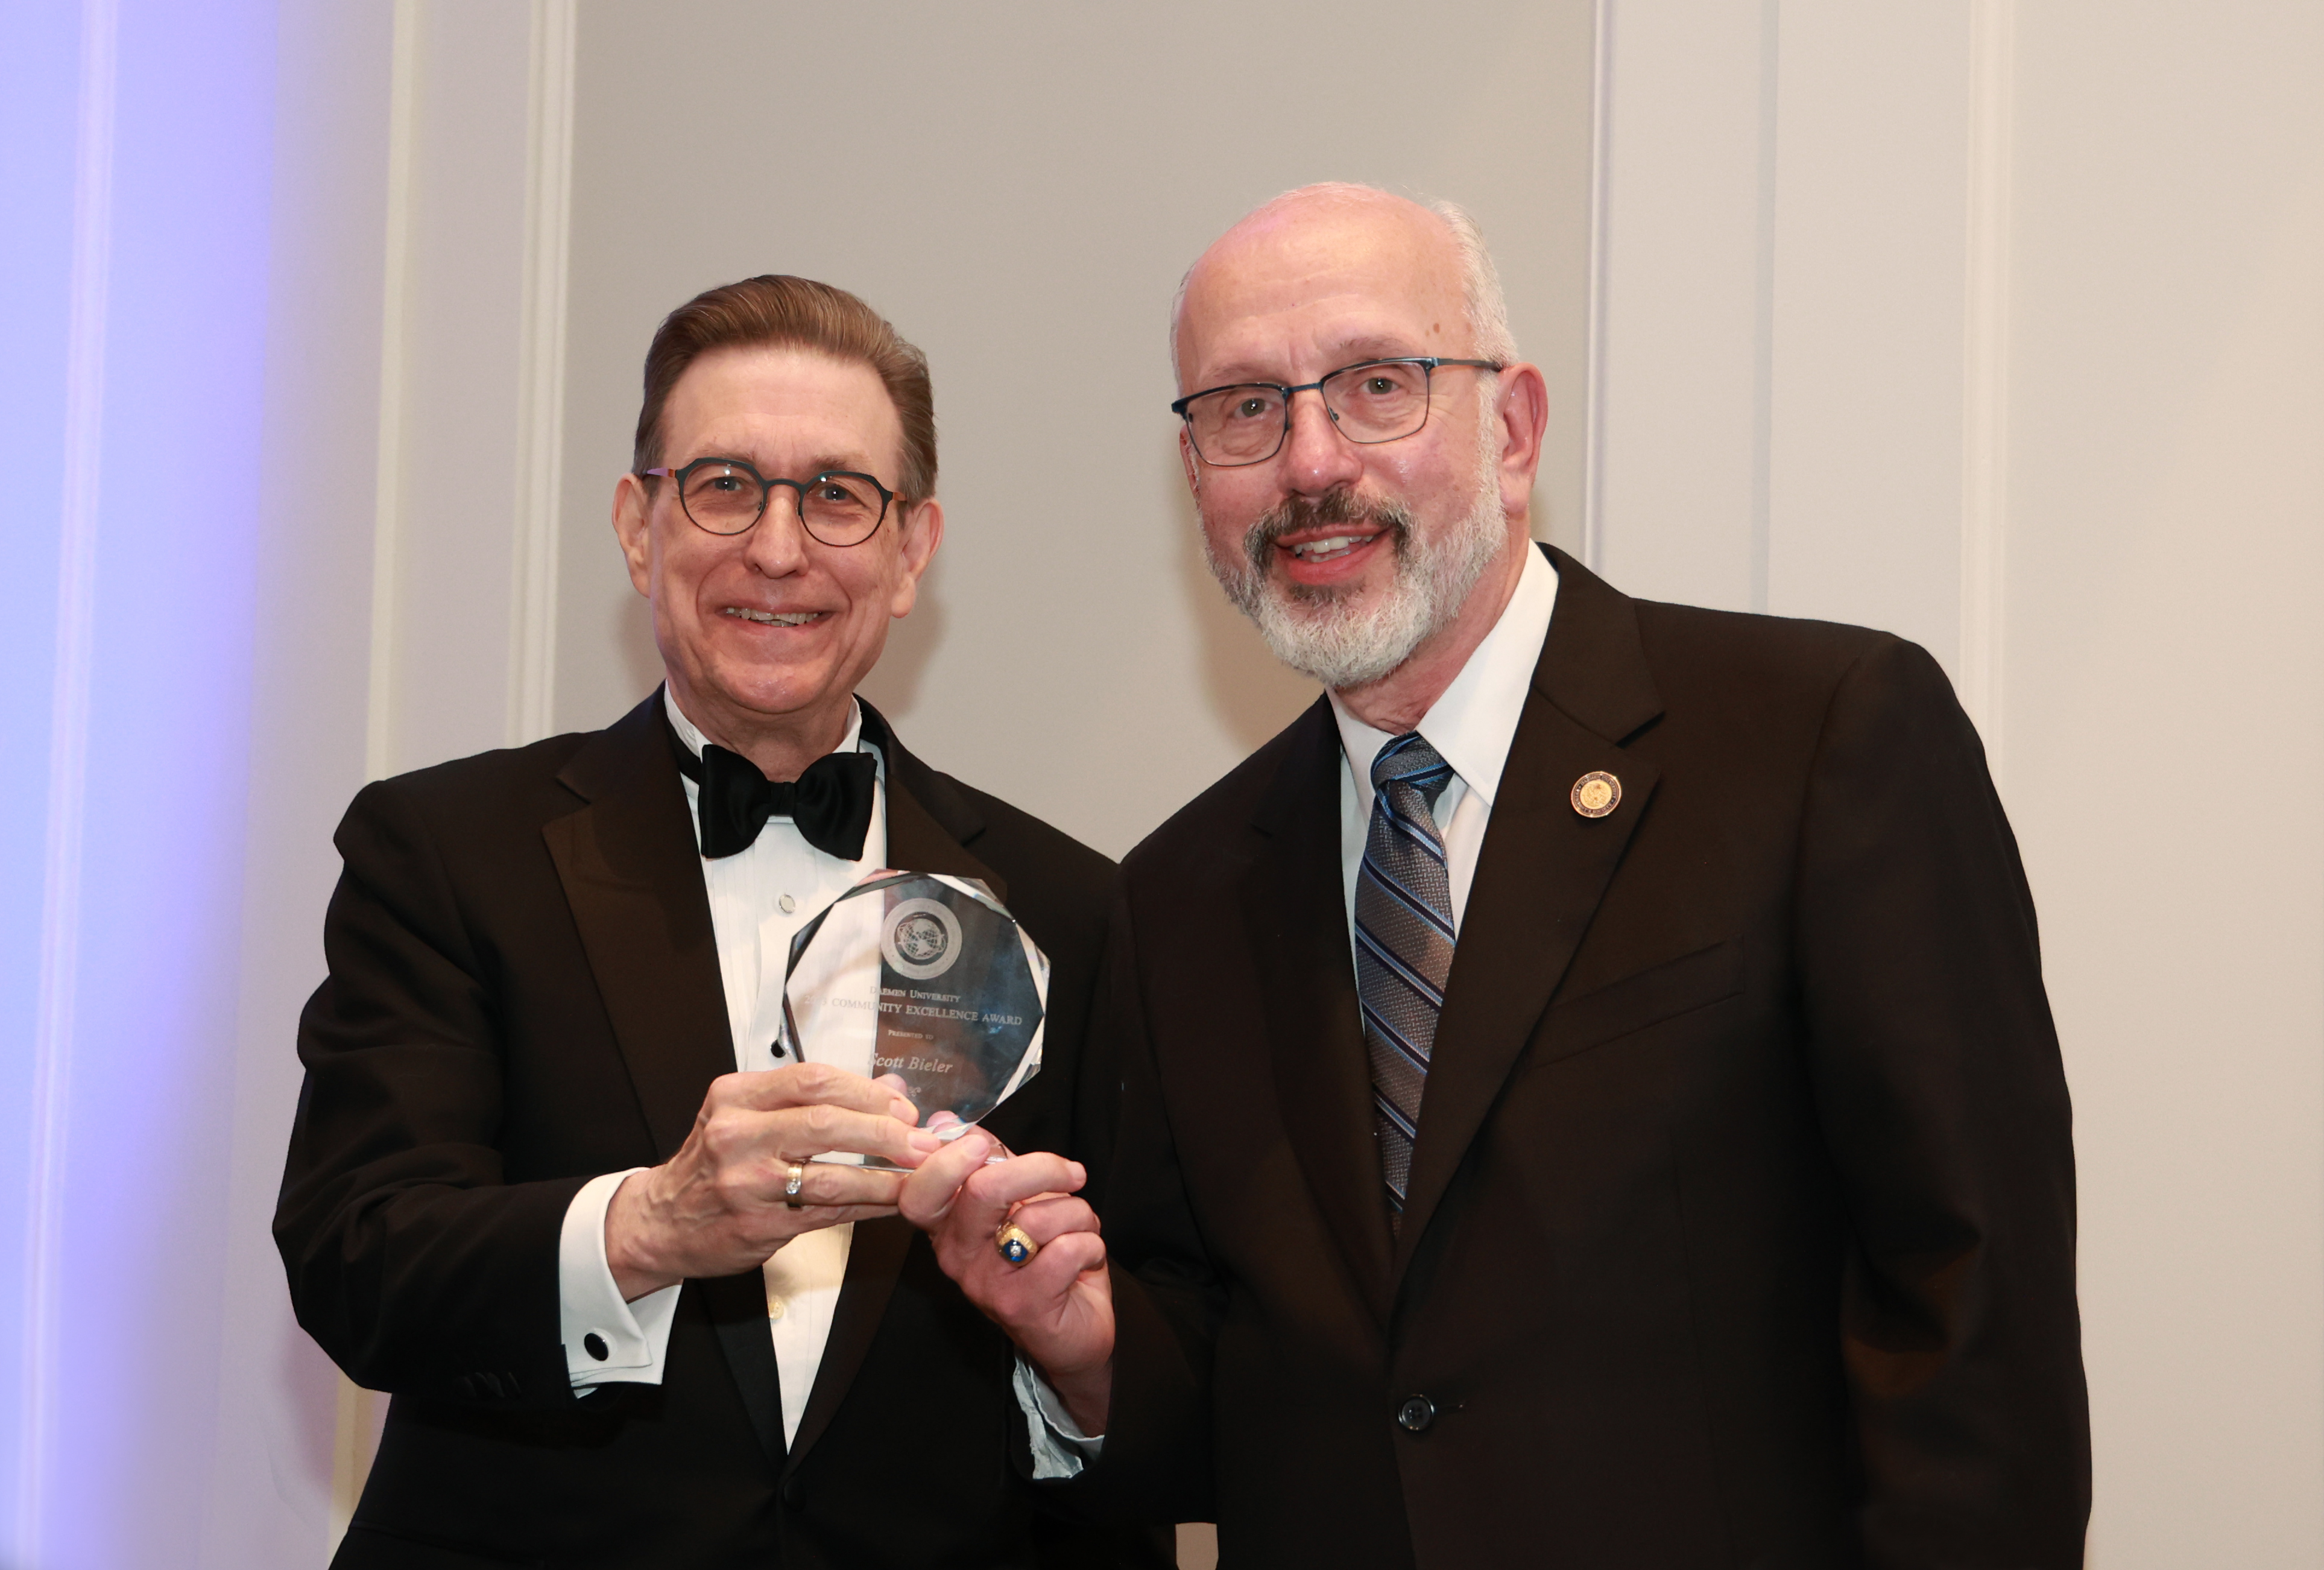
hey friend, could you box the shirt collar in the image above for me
[662,687,871,776]
[1330,543,1559,809]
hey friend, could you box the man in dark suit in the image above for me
[278,276,1162,1568]
[905,186,2089,1566]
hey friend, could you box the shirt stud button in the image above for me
[780,893,797,914]
[768,1298,787,1321]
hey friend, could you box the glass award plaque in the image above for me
[780,872,1047,1166]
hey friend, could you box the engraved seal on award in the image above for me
[881,897,962,980]
[781,871,1047,1167]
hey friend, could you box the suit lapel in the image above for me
[703,1271,786,1467]
[543,692,733,1160]
[864,699,1008,902]
[785,704,997,1469]
[543,695,789,1460]
[1246,700,1396,1322]
[1392,548,1666,1278]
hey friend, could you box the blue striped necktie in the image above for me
[1356,733,1457,1227]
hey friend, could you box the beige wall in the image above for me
[550,0,1599,859]
[216,2,2324,1563]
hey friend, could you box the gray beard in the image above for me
[1201,444,1508,691]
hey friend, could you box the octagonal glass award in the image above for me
[780,871,1047,1166]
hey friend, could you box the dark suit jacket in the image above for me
[1078,548,2088,1568]
[277,692,1164,1569]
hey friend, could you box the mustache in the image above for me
[1243,488,1415,577]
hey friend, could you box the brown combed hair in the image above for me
[631,274,937,501]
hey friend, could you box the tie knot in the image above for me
[1372,732,1455,811]
[671,726,877,861]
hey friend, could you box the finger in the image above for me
[1003,1194,1100,1249]
[873,1072,921,1125]
[765,1103,942,1169]
[718,1063,919,1122]
[988,1229,1107,1305]
[782,1161,908,1211]
[952,1153,1087,1238]
[898,1128,1002,1227]
[740,1201,903,1251]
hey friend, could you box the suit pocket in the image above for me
[1536,937,1745,1065]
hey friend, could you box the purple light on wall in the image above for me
[2,1,281,1564]
[0,0,83,1545]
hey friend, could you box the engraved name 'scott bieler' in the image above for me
[780,872,1048,1168]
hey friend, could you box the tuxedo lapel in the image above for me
[1392,549,1665,1278]
[864,699,1008,903]
[785,703,998,1469]
[780,1216,914,1470]
[544,693,734,1160]
[703,1271,786,1469]
[543,695,789,1461]
[1246,700,1395,1322]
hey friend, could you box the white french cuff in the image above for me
[558,1168,681,1388]
[1012,1353,1105,1480]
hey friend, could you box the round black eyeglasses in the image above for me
[640,457,897,546]
[1170,356,1503,467]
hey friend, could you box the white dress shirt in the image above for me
[1330,543,1560,940]
[557,690,888,1449]
[1021,545,1561,1477]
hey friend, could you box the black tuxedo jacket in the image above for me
[277,693,1164,1569]
[1078,548,2088,1568]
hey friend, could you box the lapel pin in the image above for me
[1570,771,1621,818]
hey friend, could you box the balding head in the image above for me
[1171,184,1516,391]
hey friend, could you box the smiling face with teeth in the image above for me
[1174,187,1550,733]
[613,345,943,780]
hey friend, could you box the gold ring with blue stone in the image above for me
[995,1220,1038,1267]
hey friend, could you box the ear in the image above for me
[613,472,655,597]
[887,496,946,619]
[1178,426,1202,496]
[1491,362,1550,523]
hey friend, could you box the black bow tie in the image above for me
[670,727,877,861]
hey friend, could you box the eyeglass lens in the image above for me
[1186,361,1436,465]
[680,464,888,545]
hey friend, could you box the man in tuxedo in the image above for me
[278,276,1163,1568]
[906,186,2089,1565]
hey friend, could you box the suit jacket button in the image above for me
[782,1474,805,1508]
[1396,1394,1436,1434]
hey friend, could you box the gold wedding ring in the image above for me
[995,1221,1038,1267]
[784,1163,807,1209]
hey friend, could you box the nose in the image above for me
[1277,385,1363,499]
[741,484,811,576]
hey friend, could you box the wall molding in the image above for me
[1579,0,1613,571]
[1959,0,2015,775]
[19,1,118,1560]
[1747,0,1782,615]
[363,0,420,788]
[336,0,423,1553]
[508,0,576,747]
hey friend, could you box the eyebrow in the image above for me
[1201,336,1433,387]
[687,450,878,478]
[799,454,876,477]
